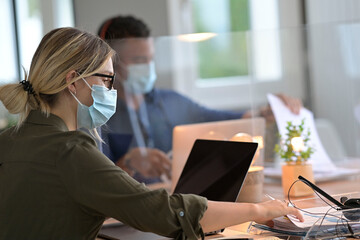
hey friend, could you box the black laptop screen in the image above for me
[173,139,258,202]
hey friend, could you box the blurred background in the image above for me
[1,0,360,165]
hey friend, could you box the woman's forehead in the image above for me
[98,58,114,73]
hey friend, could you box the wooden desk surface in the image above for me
[264,177,360,199]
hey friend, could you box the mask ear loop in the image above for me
[69,90,83,106]
[75,71,93,91]
[81,77,93,90]
[69,74,89,105]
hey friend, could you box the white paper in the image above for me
[258,205,360,237]
[287,206,338,229]
[267,94,337,172]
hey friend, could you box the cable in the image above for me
[286,179,360,239]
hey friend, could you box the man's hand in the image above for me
[276,93,302,115]
[259,94,303,121]
[117,147,171,178]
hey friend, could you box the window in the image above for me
[167,0,302,110]
[0,0,75,82]
[0,0,17,85]
[15,0,75,76]
[0,0,74,120]
[16,0,43,72]
[192,0,250,79]
[191,0,281,83]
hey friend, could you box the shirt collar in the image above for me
[144,88,157,103]
[117,88,158,109]
[25,110,69,132]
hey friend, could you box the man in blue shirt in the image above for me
[98,15,301,183]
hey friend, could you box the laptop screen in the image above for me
[173,139,258,202]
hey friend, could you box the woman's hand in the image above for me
[200,200,303,233]
[117,147,171,178]
[253,200,304,226]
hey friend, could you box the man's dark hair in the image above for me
[98,15,150,40]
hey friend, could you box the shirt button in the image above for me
[179,211,184,217]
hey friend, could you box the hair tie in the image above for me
[20,80,35,95]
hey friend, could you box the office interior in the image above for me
[1,0,360,172]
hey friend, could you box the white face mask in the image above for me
[123,61,157,94]
[70,78,117,129]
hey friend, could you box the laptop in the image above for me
[171,118,265,192]
[173,139,258,202]
[99,139,258,239]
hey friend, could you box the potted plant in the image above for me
[274,119,315,197]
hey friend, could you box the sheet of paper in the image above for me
[267,94,337,172]
[287,206,338,229]
[255,205,360,237]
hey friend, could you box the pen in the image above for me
[265,194,293,207]
[265,194,275,200]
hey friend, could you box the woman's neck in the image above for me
[50,94,77,131]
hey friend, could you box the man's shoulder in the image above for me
[152,88,189,100]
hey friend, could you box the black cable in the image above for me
[286,179,359,239]
[287,180,339,216]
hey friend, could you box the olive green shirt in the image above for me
[0,110,207,240]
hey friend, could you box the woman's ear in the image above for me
[66,70,77,94]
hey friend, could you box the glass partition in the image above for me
[1,23,360,186]
[151,28,305,165]
[101,24,360,186]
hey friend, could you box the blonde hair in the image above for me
[0,27,115,129]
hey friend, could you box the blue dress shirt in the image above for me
[101,88,244,182]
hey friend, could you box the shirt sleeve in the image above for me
[57,134,208,239]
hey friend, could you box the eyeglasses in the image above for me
[92,73,116,90]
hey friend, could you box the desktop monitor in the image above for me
[171,117,265,193]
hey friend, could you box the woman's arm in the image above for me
[200,200,304,233]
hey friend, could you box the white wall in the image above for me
[74,0,174,89]
[74,0,170,36]
[306,0,360,24]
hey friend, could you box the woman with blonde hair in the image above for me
[0,27,302,239]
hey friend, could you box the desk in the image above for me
[264,157,360,200]
[264,177,360,200]
[97,176,360,239]
[209,177,360,239]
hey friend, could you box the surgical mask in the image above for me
[70,78,117,129]
[124,61,157,94]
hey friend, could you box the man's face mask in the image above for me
[123,61,157,94]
